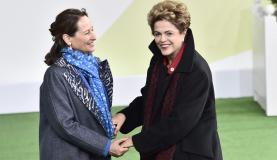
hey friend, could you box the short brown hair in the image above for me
[147,0,191,34]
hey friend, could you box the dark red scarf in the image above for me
[142,60,180,160]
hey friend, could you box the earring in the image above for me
[68,42,72,50]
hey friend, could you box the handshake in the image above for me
[109,113,131,157]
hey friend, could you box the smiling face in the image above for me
[153,20,186,62]
[64,16,96,53]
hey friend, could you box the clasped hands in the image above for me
[109,113,132,157]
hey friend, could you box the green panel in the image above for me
[96,0,253,76]
[96,0,160,76]
[262,0,272,5]
[186,0,253,62]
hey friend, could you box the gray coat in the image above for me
[39,57,113,160]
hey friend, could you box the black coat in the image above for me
[120,29,223,160]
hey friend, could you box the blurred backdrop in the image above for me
[0,0,264,114]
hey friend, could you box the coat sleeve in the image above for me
[40,67,110,156]
[118,87,145,133]
[132,69,211,154]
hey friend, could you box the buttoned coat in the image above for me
[39,57,113,160]
[120,29,223,160]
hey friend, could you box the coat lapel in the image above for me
[54,58,111,133]
[97,58,113,109]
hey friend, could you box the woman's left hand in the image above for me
[112,113,126,137]
[120,137,133,148]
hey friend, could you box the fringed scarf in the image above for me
[61,47,114,139]
[142,60,180,160]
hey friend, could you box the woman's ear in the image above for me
[62,34,71,46]
[181,29,187,39]
[184,29,187,35]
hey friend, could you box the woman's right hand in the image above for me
[109,138,129,157]
[112,113,126,137]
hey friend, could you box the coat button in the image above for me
[170,67,175,72]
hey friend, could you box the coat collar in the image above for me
[55,57,113,107]
[54,57,113,136]
[148,28,195,73]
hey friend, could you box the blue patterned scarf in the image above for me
[61,47,114,139]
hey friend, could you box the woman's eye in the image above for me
[154,33,160,37]
[84,29,94,35]
[166,32,173,36]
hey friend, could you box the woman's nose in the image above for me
[160,34,167,42]
[90,32,96,40]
